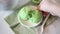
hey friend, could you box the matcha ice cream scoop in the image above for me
[18,6,43,23]
[31,0,42,5]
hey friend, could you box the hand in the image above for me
[39,0,60,17]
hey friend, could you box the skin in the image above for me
[39,0,60,17]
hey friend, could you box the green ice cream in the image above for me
[18,6,43,23]
[31,0,42,5]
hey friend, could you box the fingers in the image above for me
[38,0,60,17]
[39,0,57,16]
[40,0,50,12]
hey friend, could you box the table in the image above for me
[0,11,60,34]
[0,10,14,34]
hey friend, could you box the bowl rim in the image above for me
[17,13,43,27]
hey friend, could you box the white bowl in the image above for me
[17,6,43,27]
[17,15,42,27]
[17,14,43,27]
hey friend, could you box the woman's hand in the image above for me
[39,0,60,17]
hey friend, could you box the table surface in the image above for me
[0,11,60,34]
[0,11,14,34]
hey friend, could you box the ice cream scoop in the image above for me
[31,0,42,5]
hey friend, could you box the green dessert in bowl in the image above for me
[17,6,43,27]
[31,0,42,5]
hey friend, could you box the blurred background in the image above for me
[0,0,60,34]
